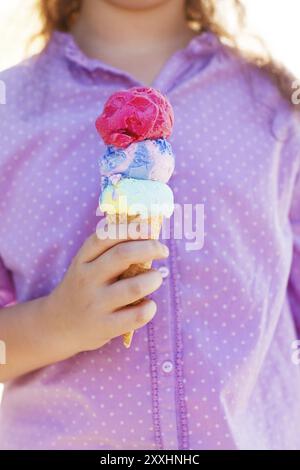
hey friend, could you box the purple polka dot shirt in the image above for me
[0,31,300,450]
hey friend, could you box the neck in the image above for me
[71,0,197,85]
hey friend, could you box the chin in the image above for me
[103,0,173,10]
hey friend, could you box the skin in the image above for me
[71,0,197,85]
[0,0,193,382]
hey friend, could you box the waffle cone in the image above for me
[105,213,162,348]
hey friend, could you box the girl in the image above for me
[0,0,300,450]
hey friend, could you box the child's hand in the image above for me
[48,224,169,354]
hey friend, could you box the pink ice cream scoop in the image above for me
[96,87,174,149]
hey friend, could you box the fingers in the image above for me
[103,299,157,340]
[106,269,163,310]
[90,239,169,283]
[77,222,149,263]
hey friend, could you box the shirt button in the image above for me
[158,266,170,278]
[162,360,173,374]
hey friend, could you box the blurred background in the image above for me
[0,0,300,398]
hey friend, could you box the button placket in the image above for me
[150,257,178,449]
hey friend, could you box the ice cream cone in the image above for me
[96,87,175,349]
[105,213,163,348]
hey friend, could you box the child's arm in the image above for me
[0,226,168,382]
[0,295,71,381]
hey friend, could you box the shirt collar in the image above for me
[47,29,223,92]
[49,29,222,74]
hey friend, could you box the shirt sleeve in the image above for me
[288,170,300,335]
[0,257,16,308]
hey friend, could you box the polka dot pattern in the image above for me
[0,31,300,450]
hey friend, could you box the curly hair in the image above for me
[37,0,296,105]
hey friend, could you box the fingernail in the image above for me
[162,245,169,257]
